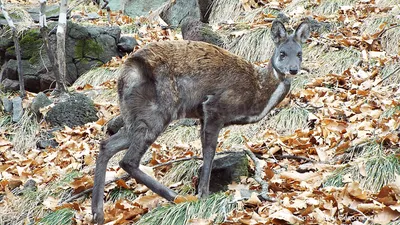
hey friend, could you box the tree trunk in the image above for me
[39,0,64,93]
[0,1,25,97]
[55,0,68,94]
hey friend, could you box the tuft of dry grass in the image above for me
[285,0,357,16]
[209,0,243,24]
[381,62,400,86]
[72,68,120,87]
[360,12,400,56]
[266,105,310,135]
[303,46,360,77]
[157,124,200,148]
[11,111,39,153]
[228,28,274,63]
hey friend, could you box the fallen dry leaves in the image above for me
[1,0,400,224]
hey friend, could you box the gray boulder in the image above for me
[1,78,19,92]
[117,36,138,54]
[108,0,168,18]
[0,22,121,92]
[46,93,98,128]
[160,0,200,27]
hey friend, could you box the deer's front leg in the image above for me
[198,116,222,198]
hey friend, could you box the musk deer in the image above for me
[92,20,310,224]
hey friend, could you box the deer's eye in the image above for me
[279,52,286,59]
[297,52,302,58]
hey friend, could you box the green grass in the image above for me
[38,208,74,225]
[162,160,202,195]
[324,166,354,188]
[136,193,238,225]
[107,187,137,202]
[267,105,310,135]
[324,142,400,192]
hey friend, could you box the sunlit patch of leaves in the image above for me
[38,208,74,225]
[136,193,237,225]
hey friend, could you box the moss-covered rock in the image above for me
[74,39,104,61]
[45,93,98,128]
[6,29,43,63]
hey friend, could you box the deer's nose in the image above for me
[289,69,298,75]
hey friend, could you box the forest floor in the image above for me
[0,0,400,224]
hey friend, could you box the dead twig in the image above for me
[244,148,275,202]
[273,154,316,163]
[378,24,400,38]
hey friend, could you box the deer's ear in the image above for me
[271,21,287,45]
[294,22,310,43]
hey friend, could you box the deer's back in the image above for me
[118,40,276,121]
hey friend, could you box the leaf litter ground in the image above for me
[1,0,400,224]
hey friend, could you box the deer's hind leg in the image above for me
[92,128,132,224]
[118,107,178,201]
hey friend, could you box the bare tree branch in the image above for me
[39,0,63,93]
[55,0,68,94]
[244,149,275,202]
[0,1,25,97]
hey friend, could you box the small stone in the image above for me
[30,92,52,115]
[117,36,138,53]
[1,97,13,113]
[36,139,58,149]
[23,179,37,192]
[87,12,100,20]
[12,96,23,123]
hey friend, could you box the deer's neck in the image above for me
[244,61,290,124]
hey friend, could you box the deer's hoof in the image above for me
[92,212,104,225]
[197,190,209,199]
